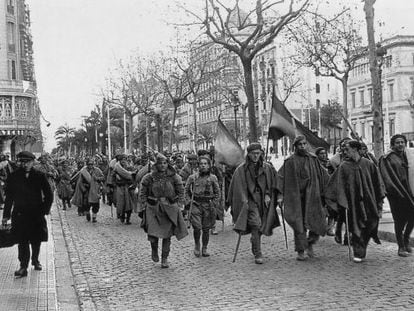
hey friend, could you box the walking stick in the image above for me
[232,233,242,263]
[221,175,226,232]
[279,202,289,250]
[344,208,352,261]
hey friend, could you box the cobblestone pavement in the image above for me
[0,216,58,311]
[58,203,414,311]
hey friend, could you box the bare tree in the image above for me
[184,0,309,142]
[364,0,383,157]
[291,8,365,137]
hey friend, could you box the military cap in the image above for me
[187,154,197,160]
[17,151,36,161]
[247,142,263,153]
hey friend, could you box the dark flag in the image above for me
[214,118,244,167]
[268,91,330,150]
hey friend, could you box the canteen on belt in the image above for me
[406,148,414,195]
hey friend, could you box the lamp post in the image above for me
[154,107,163,152]
[376,44,387,151]
[231,92,240,140]
[123,110,127,154]
[105,100,112,160]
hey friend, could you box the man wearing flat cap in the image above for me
[227,142,280,264]
[277,136,329,261]
[2,151,54,277]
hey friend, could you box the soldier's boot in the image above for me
[251,229,263,264]
[68,201,72,208]
[125,211,132,225]
[202,229,210,257]
[92,213,97,223]
[161,238,171,268]
[61,200,67,210]
[150,240,159,262]
[193,229,201,257]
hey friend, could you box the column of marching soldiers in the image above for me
[1,134,413,269]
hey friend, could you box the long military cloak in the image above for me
[325,157,385,239]
[379,150,414,208]
[227,160,280,236]
[277,153,329,236]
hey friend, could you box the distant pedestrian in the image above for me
[185,156,220,257]
[72,158,104,223]
[139,154,188,268]
[112,154,137,224]
[2,151,53,277]
[325,140,385,263]
[56,160,74,210]
[379,134,414,257]
[227,143,280,264]
[277,136,329,261]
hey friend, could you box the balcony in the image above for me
[0,80,37,96]
[0,118,40,135]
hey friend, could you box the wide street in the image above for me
[54,201,414,311]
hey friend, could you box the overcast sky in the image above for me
[25,0,414,151]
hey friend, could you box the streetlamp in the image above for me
[231,92,240,140]
[376,43,387,150]
[153,107,163,152]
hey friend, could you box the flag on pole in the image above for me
[268,93,297,140]
[214,118,244,168]
[268,91,330,150]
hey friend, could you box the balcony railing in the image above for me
[0,80,36,94]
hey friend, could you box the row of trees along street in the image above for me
[52,0,386,158]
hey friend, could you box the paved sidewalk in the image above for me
[0,215,58,311]
[0,204,79,311]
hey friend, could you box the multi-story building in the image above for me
[0,0,42,157]
[252,39,342,153]
[175,42,244,151]
[347,35,414,150]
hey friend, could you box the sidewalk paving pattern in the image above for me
[0,200,413,311]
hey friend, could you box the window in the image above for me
[359,89,365,106]
[327,84,330,92]
[316,83,320,94]
[7,22,16,52]
[316,99,320,109]
[368,88,373,105]
[361,122,365,139]
[388,83,394,102]
[389,119,395,137]
[10,60,16,80]
[351,92,356,108]
[411,77,414,97]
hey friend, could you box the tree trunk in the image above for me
[193,101,198,152]
[128,115,133,154]
[242,59,258,143]
[341,78,349,138]
[364,0,384,157]
[169,103,178,153]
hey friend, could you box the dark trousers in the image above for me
[18,241,41,268]
[294,193,320,252]
[84,202,100,214]
[352,220,378,259]
[389,197,414,249]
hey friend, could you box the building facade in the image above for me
[252,39,342,153]
[347,35,414,150]
[0,0,42,158]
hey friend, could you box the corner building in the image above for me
[0,0,42,158]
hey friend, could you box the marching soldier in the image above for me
[185,155,220,257]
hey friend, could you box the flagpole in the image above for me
[265,105,274,161]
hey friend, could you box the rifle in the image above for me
[338,109,361,141]
[344,208,352,261]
